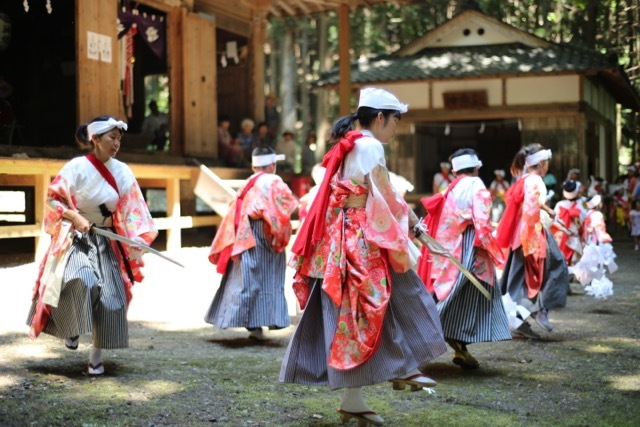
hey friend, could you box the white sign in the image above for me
[87,31,112,63]
[87,31,99,60]
[99,34,112,63]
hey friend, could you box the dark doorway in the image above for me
[0,1,76,147]
[416,119,522,192]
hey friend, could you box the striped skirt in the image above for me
[437,227,511,344]
[500,228,568,313]
[541,230,569,310]
[279,269,447,390]
[205,219,290,330]
[26,232,129,349]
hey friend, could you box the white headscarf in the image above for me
[87,118,128,140]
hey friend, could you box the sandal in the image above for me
[389,373,437,391]
[65,336,79,350]
[337,409,384,426]
[88,362,104,375]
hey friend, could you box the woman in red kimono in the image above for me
[280,87,446,426]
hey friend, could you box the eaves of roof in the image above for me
[317,43,640,110]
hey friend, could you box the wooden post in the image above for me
[165,177,181,251]
[34,174,50,262]
[251,5,268,122]
[338,3,351,116]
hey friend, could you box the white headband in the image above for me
[252,153,285,167]
[87,118,128,140]
[451,154,482,172]
[525,149,552,168]
[587,195,602,209]
[494,169,505,176]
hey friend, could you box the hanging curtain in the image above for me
[118,9,166,60]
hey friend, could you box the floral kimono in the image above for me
[430,176,505,301]
[208,172,298,269]
[290,132,420,370]
[29,156,157,338]
[497,173,548,298]
[553,199,586,265]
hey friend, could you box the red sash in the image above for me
[216,172,265,274]
[86,154,119,194]
[495,177,525,249]
[291,130,361,257]
[416,176,464,292]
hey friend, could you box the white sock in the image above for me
[340,387,383,423]
[89,347,102,366]
[340,387,369,412]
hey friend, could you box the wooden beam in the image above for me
[34,174,50,260]
[165,177,182,250]
[251,8,268,122]
[338,3,351,116]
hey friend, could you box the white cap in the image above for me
[440,161,451,169]
[451,153,482,172]
[494,169,505,177]
[358,87,408,113]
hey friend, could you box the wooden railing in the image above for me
[0,157,247,258]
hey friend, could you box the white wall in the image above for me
[506,75,580,105]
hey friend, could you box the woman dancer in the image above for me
[28,116,157,375]
[497,144,565,337]
[280,87,446,426]
[418,149,511,369]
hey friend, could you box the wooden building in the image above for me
[0,0,412,253]
[318,9,640,195]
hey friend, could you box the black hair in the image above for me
[330,106,402,141]
[251,145,276,157]
[510,143,547,176]
[449,148,479,175]
[218,114,231,123]
[563,180,578,193]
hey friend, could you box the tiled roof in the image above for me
[318,42,640,109]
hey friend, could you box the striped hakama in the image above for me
[500,228,568,313]
[279,269,446,390]
[205,219,290,330]
[437,227,511,344]
[27,232,129,349]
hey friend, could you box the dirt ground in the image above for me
[1,229,639,427]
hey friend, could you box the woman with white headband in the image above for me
[27,116,157,375]
[206,146,297,340]
[418,148,511,369]
[496,143,567,338]
[280,87,446,426]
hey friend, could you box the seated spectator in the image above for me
[256,122,273,148]
[237,118,257,167]
[218,115,242,166]
[275,130,298,173]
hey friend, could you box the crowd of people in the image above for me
[25,87,626,426]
